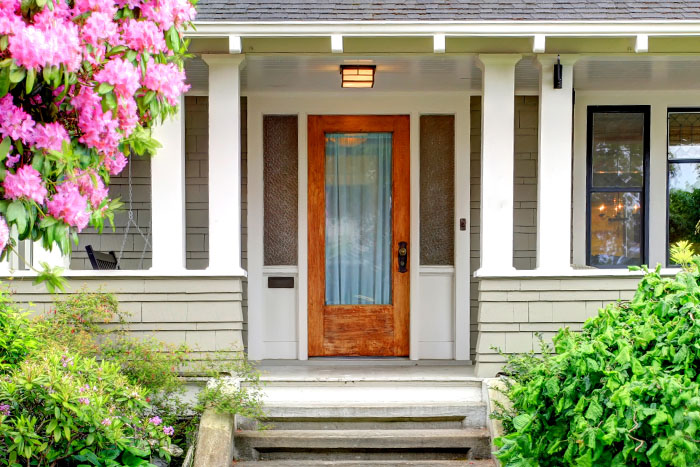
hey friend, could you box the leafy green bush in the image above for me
[0,347,175,466]
[0,287,264,464]
[0,289,39,372]
[495,264,700,467]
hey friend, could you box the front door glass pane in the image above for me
[325,132,392,305]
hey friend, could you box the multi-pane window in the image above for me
[668,110,700,263]
[587,107,649,267]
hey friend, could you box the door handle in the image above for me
[398,241,408,273]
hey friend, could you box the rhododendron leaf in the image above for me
[0,69,9,98]
[0,36,7,51]
[7,201,27,235]
[106,46,128,58]
[0,138,10,161]
[166,27,179,51]
[25,68,35,94]
[39,217,57,229]
[101,91,117,113]
[97,83,114,95]
[9,67,25,84]
[36,0,46,8]
[31,154,44,172]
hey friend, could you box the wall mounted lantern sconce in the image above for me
[553,55,563,89]
[340,65,376,88]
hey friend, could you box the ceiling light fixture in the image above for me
[340,65,376,88]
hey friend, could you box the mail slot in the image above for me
[268,276,295,289]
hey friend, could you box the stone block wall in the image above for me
[474,276,641,376]
[469,95,540,357]
[6,276,244,358]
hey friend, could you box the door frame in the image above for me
[247,92,471,361]
[307,115,410,356]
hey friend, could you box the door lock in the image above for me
[398,241,408,273]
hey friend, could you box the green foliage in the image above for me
[495,264,700,466]
[0,348,174,466]
[669,188,700,247]
[671,241,697,272]
[0,288,265,464]
[0,289,39,372]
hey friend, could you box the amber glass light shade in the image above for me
[340,65,375,88]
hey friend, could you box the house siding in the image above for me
[474,276,639,376]
[470,95,539,358]
[6,277,244,358]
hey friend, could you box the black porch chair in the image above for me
[85,245,119,270]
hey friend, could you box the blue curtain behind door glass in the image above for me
[325,132,392,305]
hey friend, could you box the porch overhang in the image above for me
[187,20,700,55]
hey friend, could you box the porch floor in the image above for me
[254,360,476,382]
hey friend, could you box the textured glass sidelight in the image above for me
[420,115,455,265]
[325,133,392,305]
[263,115,298,266]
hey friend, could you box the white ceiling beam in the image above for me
[433,33,446,53]
[635,34,649,53]
[228,35,242,54]
[532,34,546,53]
[331,34,343,53]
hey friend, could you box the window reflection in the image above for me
[590,192,642,266]
[591,113,645,188]
[587,108,647,267]
[668,112,700,262]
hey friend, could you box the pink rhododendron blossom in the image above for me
[9,8,81,71]
[94,58,141,98]
[120,19,166,53]
[141,0,195,31]
[143,60,189,105]
[47,182,90,231]
[81,12,119,47]
[0,216,8,253]
[73,88,121,154]
[5,153,19,168]
[103,152,128,175]
[34,122,69,152]
[72,0,116,16]
[117,96,139,137]
[3,165,47,204]
[0,95,35,144]
[74,169,109,208]
[0,0,194,247]
[0,8,23,36]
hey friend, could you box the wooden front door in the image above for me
[308,115,410,357]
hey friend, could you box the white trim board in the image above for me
[247,93,471,361]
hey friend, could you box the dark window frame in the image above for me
[666,108,700,267]
[586,105,650,268]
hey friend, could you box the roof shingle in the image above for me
[196,0,700,22]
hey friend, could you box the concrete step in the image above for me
[234,460,498,466]
[242,402,488,430]
[234,428,492,461]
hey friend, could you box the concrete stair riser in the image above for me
[234,428,492,461]
[233,461,498,467]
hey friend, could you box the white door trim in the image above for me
[247,91,473,360]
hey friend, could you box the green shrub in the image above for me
[0,289,39,373]
[494,264,700,467]
[0,347,175,466]
[0,288,265,464]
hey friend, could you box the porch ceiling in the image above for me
[184,54,700,96]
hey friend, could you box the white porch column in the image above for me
[202,54,245,274]
[536,55,577,271]
[150,98,186,271]
[476,54,521,275]
[32,243,69,269]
